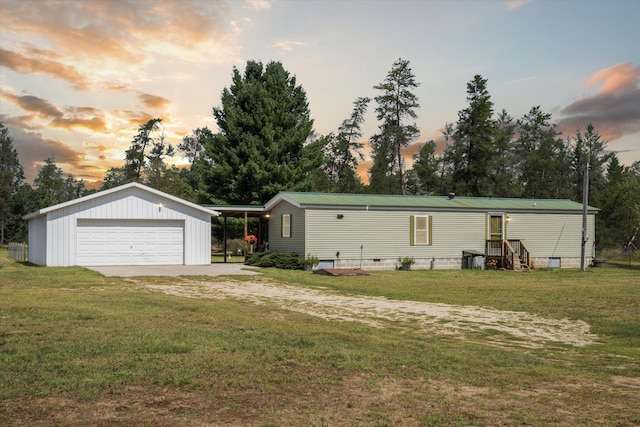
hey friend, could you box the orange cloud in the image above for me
[107,83,130,91]
[130,113,158,127]
[50,117,108,133]
[0,89,62,118]
[357,160,372,184]
[2,1,233,61]
[432,130,450,156]
[0,116,86,182]
[1,0,239,96]
[404,142,423,160]
[111,110,156,127]
[1,3,140,65]
[138,93,172,110]
[560,62,640,143]
[245,0,272,11]
[504,0,534,10]
[271,40,306,52]
[1,89,109,133]
[586,62,640,95]
[67,106,103,115]
[0,48,91,90]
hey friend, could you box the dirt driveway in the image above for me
[138,276,598,349]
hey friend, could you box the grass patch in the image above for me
[211,254,245,263]
[1,250,638,426]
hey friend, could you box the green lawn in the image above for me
[1,250,638,426]
[211,253,246,263]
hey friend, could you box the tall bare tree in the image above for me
[323,97,370,192]
[370,58,420,194]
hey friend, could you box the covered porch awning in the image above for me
[204,205,266,218]
[203,205,269,262]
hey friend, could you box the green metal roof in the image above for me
[273,192,598,212]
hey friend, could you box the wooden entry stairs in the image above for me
[485,239,531,270]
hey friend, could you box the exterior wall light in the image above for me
[337,214,344,219]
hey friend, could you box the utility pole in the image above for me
[581,162,590,271]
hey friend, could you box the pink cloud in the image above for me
[138,93,172,110]
[1,0,232,64]
[559,62,640,143]
[0,90,109,133]
[271,40,306,52]
[0,116,86,183]
[586,63,640,95]
[504,0,534,10]
[0,48,92,91]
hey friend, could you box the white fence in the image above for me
[8,242,28,262]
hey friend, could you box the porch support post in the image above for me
[243,210,248,258]
[223,215,227,263]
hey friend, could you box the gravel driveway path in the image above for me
[140,277,597,349]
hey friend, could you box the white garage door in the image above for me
[77,219,184,266]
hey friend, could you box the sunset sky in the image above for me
[1,0,639,188]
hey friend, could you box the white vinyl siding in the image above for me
[27,215,47,266]
[27,185,212,266]
[263,192,598,269]
[506,213,594,258]
[276,208,596,262]
[304,210,483,260]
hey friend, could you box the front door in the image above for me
[487,213,505,258]
[489,213,505,241]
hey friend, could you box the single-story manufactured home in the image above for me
[23,185,597,270]
[23,182,219,266]
[262,192,598,270]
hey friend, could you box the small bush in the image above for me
[304,254,320,267]
[245,251,269,265]
[245,251,304,270]
[398,256,415,271]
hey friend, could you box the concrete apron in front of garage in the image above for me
[87,263,261,277]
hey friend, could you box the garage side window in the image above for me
[282,213,291,238]
[410,215,432,246]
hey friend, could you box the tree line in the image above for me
[1,59,639,251]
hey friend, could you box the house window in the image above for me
[281,213,291,238]
[410,215,432,246]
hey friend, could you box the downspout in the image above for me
[581,163,590,271]
[244,210,248,259]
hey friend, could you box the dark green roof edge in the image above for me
[276,192,599,212]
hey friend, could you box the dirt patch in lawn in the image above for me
[140,277,597,349]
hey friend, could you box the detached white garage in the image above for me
[23,182,219,267]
